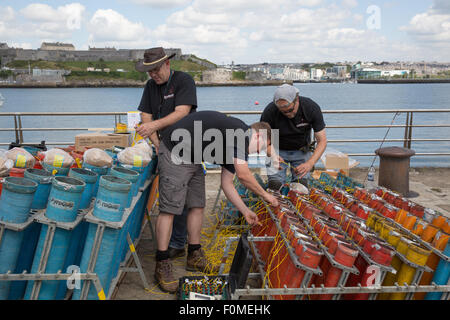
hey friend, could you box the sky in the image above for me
[1,0,449,64]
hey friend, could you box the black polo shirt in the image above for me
[138,70,197,138]
[260,96,326,150]
[163,111,250,174]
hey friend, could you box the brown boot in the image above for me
[155,259,178,293]
[186,248,208,272]
[186,248,219,274]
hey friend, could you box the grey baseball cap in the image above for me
[273,84,299,104]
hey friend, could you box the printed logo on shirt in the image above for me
[296,122,310,128]
[164,87,175,100]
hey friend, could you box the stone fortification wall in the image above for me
[0,48,182,65]
[202,68,232,82]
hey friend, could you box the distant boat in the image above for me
[0,93,4,107]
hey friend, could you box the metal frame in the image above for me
[1,109,450,158]
[0,176,154,300]
[211,182,450,300]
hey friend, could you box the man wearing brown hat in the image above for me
[135,47,199,293]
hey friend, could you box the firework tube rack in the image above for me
[0,176,154,300]
[212,173,450,300]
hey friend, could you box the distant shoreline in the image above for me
[0,80,293,88]
[357,79,450,84]
[1,78,450,88]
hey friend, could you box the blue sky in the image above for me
[1,0,449,64]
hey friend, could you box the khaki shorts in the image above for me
[157,142,205,215]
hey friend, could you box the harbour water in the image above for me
[0,83,449,167]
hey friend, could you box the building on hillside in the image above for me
[40,42,75,51]
[310,68,324,80]
[31,68,69,82]
[0,43,8,49]
[351,67,382,79]
[381,70,410,77]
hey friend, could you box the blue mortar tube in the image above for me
[110,167,139,207]
[108,167,140,281]
[24,176,85,300]
[72,175,131,300]
[53,168,100,299]
[69,168,98,210]
[42,162,70,177]
[8,222,42,300]
[82,162,109,198]
[117,162,146,189]
[425,240,450,300]
[24,168,53,210]
[0,177,37,299]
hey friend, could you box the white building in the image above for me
[282,67,309,80]
[381,70,410,77]
[310,68,324,80]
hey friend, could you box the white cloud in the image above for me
[341,0,358,8]
[298,0,323,7]
[1,2,88,44]
[20,3,85,30]
[9,42,33,49]
[129,0,192,8]
[401,1,450,46]
[431,0,450,14]
[0,6,15,21]
[87,9,153,48]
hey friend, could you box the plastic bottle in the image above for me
[366,166,376,190]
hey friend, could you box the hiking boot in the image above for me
[168,247,186,259]
[155,259,178,293]
[186,248,218,273]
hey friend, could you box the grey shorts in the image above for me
[157,142,205,215]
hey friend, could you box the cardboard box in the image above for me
[75,132,131,152]
[312,170,339,180]
[325,154,350,175]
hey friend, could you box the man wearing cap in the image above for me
[261,84,327,190]
[135,47,197,290]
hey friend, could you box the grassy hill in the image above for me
[7,58,212,82]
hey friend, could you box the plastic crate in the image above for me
[177,232,253,300]
[177,275,231,300]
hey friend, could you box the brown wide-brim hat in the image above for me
[135,47,176,72]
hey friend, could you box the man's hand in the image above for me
[136,121,159,138]
[294,161,314,179]
[153,142,160,154]
[263,192,279,208]
[243,209,260,226]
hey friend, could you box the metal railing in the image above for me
[0,109,449,157]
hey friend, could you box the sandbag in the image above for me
[117,141,152,167]
[83,148,113,168]
[43,148,74,168]
[0,150,14,176]
[6,147,35,168]
[290,182,308,194]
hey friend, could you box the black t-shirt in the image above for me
[137,70,197,138]
[163,111,250,174]
[260,96,326,150]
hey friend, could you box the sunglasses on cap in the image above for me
[276,100,296,113]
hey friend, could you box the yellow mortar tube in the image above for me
[390,242,431,300]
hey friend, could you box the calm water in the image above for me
[0,83,449,167]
